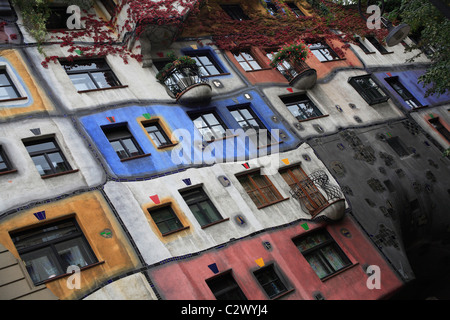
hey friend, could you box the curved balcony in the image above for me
[273,59,317,90]
[159,65,212,106]
[289,170,345,221]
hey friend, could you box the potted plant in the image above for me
[155,52,199,83]
[269,39,310,68]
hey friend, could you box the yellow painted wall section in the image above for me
[0,50,54,119]
[0,191,141,300]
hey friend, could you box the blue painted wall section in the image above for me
[373,69,450,111]
[80,90,298,178]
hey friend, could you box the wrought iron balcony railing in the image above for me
[160,65,210,98]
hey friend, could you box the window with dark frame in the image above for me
[206,271,247,300]
[366,36,390,54]
[143,121,172,148]
[102,124,144,160]
[187,52,224,77]
[429,117,450,143]
[100,0,117,17]
[234,52,263,71]
[385,77,422,109]
[237,171,284,208]
[148,206,185,235]
[348,75,389,105]
[281,94,323,121]
[180,187,224,227]
[10,218,98,285]
[229,105,272,145]
[293,229,351,279]
[279,165,328,215]
[190,112,228,141]
[23,137,73,177]
[46,6,72,30]
[265,1,279,15]
[60,58,122,92]
[0,145,13,173]
[286,2,304,17]
[220,4,249,20]
[253,264,288,299]
[355,37,374,54]
[309,42,340,62]
[0,69,20,100]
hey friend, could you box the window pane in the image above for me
[249,60,262,70]
[320,244,348,271]
[0,86,18,99]
[69,74,97,91]
[255,266,287,298]
[48,152,70,173]
[207,273,247,300]
[198,201,222,223]
[25,141,56,154]
[151,207,183,234]
[121,138,141,157]
[55,238,95,269]
[295,232,329,252]
[91,71,119,88]
[0,73,11,86]
[0,162,7,171]
[31,155,53,176]
[110,141,128,159]
[204,113,220,126]
[305,252,332,278]
[21,248,61,284]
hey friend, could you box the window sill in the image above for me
[319,58,346,63]
[43,261,105,284]
[206,134,239,143]
[320,263,359,282]
[201,218,230,229]
[245,67,273,73]
[272,288,295,300]
[297,114,329,122]
[41,169,79,180]
[157,143,179,150]
[78,85,128,94]
[161,226,190,237]
[120,153,151,162]
[202,72,231,78]
[380,51,394,55]
[0,169,18,176]
[257,197,290,209]
[257,140,284,150]
[368,98,390,106]
[0,97,28,103]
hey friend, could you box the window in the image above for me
[348,75,389,105]
[60,58,122,92]
[102,124,144,160]
[0,69,20,100]
[187,52,223,77]
[366,36,390,54]
[143,121,172,148]
[279,165,328,214]
[265,1,279,15]
[148,206,185,235]
[100,0,117,17]
[180,187,224,227]
[220,4,249,20]
[286,2,304,17]
[309,42,340,62]
[10,218,97,285]
[281,94,323,121]
[190,112,228,141]
[0,146,13,173]
[229,105,272,145]
[206,271,247,300]
[429,117,450,143]
[234,52,263,71]
[355,37,375,54]
[385,77,422,109]
[23,137,73,177]
[293,230,351,279]
[265,51,298,81]
[46,6,72,30]
[237,171,284,208]
[253,264,288,299]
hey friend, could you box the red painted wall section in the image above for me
[148,216,403,300]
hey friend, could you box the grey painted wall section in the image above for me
[0,117,105,215]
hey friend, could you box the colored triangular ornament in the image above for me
[255,258,265,267]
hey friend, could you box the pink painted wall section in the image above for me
[148,217,404,300]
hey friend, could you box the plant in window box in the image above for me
[269,39,310,68]
[155,52,211,104]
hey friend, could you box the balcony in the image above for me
[158,64,212,105]
[289,170,345,221]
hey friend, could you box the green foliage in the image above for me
[269,39,310,67]
[155,52,199,82]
